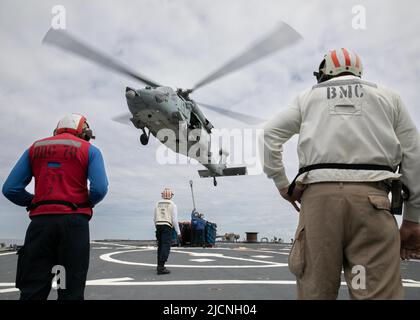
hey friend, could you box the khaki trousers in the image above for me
[289,182,404,299]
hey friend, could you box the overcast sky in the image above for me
[1,0,420,243]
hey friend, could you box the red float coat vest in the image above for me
[28,133,92,217]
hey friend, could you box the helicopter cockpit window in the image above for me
[155,94,164,103]
[155,92,169,103]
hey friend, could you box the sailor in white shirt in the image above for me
[154,187,181,275]
[261,48,420,299]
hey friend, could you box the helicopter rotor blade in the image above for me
[42,28,162,88]
[111,112,132,125]
[197,102,267,125]
[192,22,302,91]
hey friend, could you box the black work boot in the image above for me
[157,261,170,275]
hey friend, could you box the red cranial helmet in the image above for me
[314,48,363,83]
[161,187,174,200]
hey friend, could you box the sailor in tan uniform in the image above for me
[261,48,420,299]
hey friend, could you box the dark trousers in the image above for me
[16,214,90,300]
[155,224,172,263]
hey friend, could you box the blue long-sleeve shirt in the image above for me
[2,144,108,207]
[87,145,109,205]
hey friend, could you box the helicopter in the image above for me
[42,22,301,186]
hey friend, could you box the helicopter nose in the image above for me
[125,87,137,99]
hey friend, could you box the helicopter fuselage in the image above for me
[125,86,224,175]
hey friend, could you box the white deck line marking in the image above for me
[251,255,274,259]
[172,247,287,256]
[86,279,298,286]
[189,259,215,262]
[402,279,420,285]
[87,277,134,285]
[228,247,291,257]
[0,252,16,257]
[244,249,288,255]
[172,249,283,265]
[119,246,289,256]
[59,279,420,288]
[1,279,419,292]
[176,252,225,257]
[0,288,19,294]
[91,241,146,249]
[0,283,15,287]
[100,249,287,268]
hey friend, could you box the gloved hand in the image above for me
[400,220,420,260]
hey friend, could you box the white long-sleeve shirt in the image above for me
[154,199,181,235]
[261,75,420,223]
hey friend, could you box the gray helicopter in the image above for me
[42,22,301,186]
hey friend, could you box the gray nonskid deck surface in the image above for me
[0,240,419,300]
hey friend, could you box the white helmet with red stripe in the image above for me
[161,187,174,200]
[314,48,363,83]
[54,113,95,141]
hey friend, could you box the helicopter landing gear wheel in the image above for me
[213,177,217,187]
[140,134,149,145]
[140,129,150,145]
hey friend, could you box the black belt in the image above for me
[287,163,396,196]
[155,221,173,228]
[26,200,93,212]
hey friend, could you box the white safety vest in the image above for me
[154,200,174,228]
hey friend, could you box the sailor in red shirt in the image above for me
[2,114,108,300]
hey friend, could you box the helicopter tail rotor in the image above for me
[198,166,247,187]
[197,166,247,178]
[198,147,247,186]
